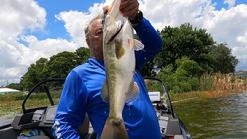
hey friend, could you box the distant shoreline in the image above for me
[171,90,247,103]
[1,89,246,118]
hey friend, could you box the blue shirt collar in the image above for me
[89,57,105,69]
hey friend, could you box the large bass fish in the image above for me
[100,0,144,139]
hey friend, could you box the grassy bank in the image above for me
[171,90,246,103]
[0,92,61,117]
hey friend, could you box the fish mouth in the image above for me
[103,8,124,44]
[107,22,124,44]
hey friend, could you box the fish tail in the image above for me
[100,118,128,139]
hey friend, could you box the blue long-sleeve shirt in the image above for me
[53,18,163,139]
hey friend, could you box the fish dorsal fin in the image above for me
[126,80,140,103]
[128,39,144,51]
[101,80,109,102]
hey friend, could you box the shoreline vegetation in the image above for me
[171,73,247,102]
[0,92,60,117]
[0,74,247,117]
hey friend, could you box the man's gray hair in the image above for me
[84,14,104,46]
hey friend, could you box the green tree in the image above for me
[175,57,203,77]
[156,23,214,72]
[20,58,49,90]
[20,47,90,90]
[142,23,238,76]
[157,58,202,93]
[47,51,78,78]
[47,48,90,78]
[75,47,90,65]
[208,43,238,73]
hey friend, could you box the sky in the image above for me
[0,0,247,86]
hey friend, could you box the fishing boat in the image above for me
[0,78,191,139]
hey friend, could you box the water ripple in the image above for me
[174,92,247,139]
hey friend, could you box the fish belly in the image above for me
[101,21,135,139]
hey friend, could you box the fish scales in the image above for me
[100,0,138,138]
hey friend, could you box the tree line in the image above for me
[19,47,90,90]
[7,23,238,93]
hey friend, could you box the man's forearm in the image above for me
[134,17,163,70]
[53,70,87,139]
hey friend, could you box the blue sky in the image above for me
[34,0,93,40]
[31,0,247,71]
[33,0,103,40]
[32,0,247,43]
[213,0,247,9]
[1,0,247,86]
[33,0,244,39]
[35,0,221,40]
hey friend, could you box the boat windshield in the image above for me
[144,78,170,107]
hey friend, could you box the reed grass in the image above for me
[171,73,247,101]
[210,73,247,92]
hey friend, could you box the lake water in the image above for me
[1,91,247,138]
[173,92,247,139]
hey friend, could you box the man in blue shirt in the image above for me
[53,0,163,138]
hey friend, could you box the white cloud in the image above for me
[233,46,247,70]
[224,0,236,8]
[139,0,247,71]
[20,35,78,65]
[204,5,247,47]
[0,0,107,86]
[140,0,215,29]
[55,11,90,48]
[0,0,79,86]
[0,0,47,86]
[1,0,247,86]
[196,4,247,71]
[55,2,109,48]
[0,0,46,41]
[237,31,247,44]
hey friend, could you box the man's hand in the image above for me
[120,0,139,20]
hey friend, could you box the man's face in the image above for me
[88,18,104,60]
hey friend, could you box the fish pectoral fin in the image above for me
[101,80,109,102]
[126,80,140,103]
[133,39,144,51]
[128,39,144,51]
